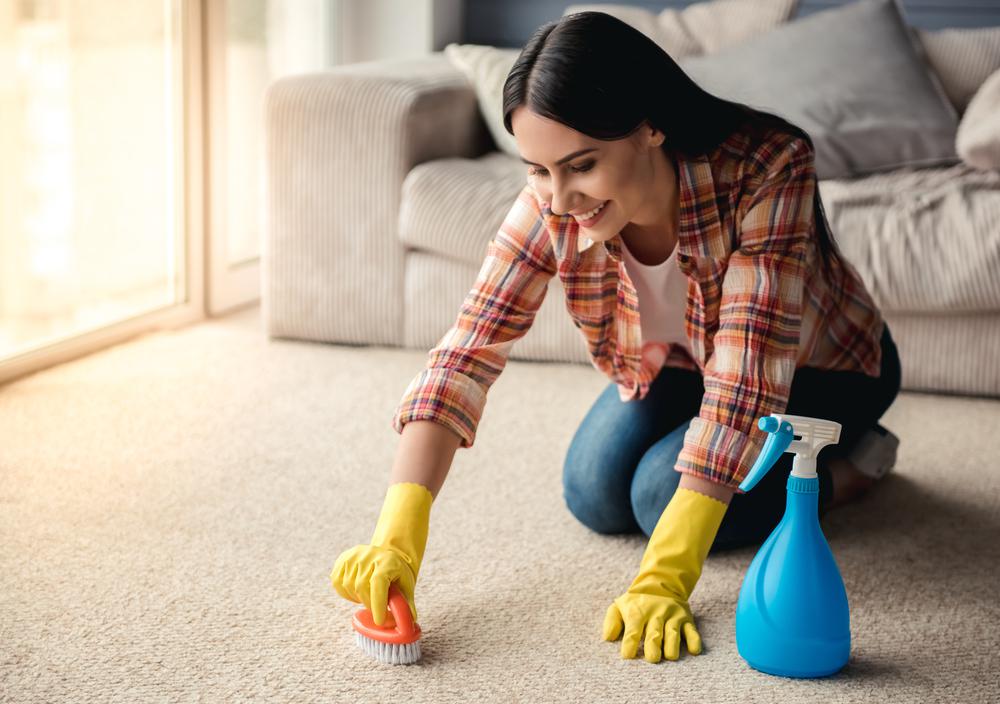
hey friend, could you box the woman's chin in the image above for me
[583,225,613,241]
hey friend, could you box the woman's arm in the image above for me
[391,183,558,450]
[678,472,735,506]
[389,420,462,500]
[676,135,814,489]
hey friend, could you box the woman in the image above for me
[331,12,901,665]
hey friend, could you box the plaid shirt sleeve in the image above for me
[676,136,816,490]
[391,184,557,448]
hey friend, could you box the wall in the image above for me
[339,0,463,63]
[464,0,1000,47]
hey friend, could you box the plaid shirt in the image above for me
[392,127,885,490]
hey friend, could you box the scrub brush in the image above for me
[351,582,422,665]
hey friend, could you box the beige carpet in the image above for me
[2,305,998,703]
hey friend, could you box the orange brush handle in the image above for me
[351,583,422,645]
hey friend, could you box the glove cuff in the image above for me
[632,487,729,599]
[370,482,434,579]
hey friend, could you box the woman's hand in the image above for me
[600,487,729,663]
[603,591,702,663]
[331,544,418,625]
[329,482,433,626]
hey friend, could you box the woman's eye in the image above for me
[529,161,595,178]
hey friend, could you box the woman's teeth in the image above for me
[579,201,606,220]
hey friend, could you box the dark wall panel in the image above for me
[464,0,1000,47]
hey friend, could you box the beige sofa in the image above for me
[262,53,1000,398]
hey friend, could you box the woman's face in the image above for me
[511,106,669,244]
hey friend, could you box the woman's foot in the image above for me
[822,456,876,513]
[820,425,899,516]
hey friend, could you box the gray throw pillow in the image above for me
[680,0,960,179]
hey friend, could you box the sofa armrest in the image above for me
[263,52,492,345]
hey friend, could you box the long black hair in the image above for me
[501,11,844,283]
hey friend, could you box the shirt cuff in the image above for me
[675,417,767,492]
[391,367,487,449]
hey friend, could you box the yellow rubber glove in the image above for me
[603,487,728,663]
[330,482,433,626]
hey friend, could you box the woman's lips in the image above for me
[575,201,608,228]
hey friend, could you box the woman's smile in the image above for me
[574,200,609,227]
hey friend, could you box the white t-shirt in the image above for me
[620,237,692,369]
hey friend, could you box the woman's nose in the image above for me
[546,179,577,217]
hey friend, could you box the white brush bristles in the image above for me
[355,632,422,665]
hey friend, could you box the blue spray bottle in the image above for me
[735,413,850,678]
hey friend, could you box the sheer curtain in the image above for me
[0,0,456,383]
[0,0,189,370]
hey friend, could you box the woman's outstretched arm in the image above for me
[389,420,462,500]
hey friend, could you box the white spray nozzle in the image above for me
[739,414,842,492]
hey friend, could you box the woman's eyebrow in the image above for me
[520,148,598,167]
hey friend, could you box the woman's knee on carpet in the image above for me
[629,420,690,536]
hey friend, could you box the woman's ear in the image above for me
[646,122,665,148]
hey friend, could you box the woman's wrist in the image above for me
[677,472,736,506]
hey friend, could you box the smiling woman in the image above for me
[512,107,680,265]
[333,9,902,669]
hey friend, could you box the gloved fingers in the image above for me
[376,567,418,624]
[330,548,361,601]
[643,615,666,664]
[394,572,419,623]
[330,560,353,602]
[336,558,366,605]
[620,613,644,659]
[331,546,354,576]
[331,575,356,605]
[602,602,623,642]
[369,571,392,626]
[331,555,346,586]
[368,557,419,626]
[683,621,702,655]
[664,627,681,661]
[349,561,373,614]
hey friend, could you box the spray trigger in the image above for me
[740,417,794,492]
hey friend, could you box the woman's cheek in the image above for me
[527,173,548,200]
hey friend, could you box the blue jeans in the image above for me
[562,326,901,552]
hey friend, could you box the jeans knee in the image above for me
[629,457,682,537]
[628,422,689,536]
[562,456,639,535]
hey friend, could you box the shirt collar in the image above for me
[574,149,724,261]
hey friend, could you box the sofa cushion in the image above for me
[956,68,1000,172]
[916,25,1000,115]
[400,152,526,267]
[403,250,590,364]
[818,163,1000,313]
[443,44,522,157]
[680,0,960,180]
